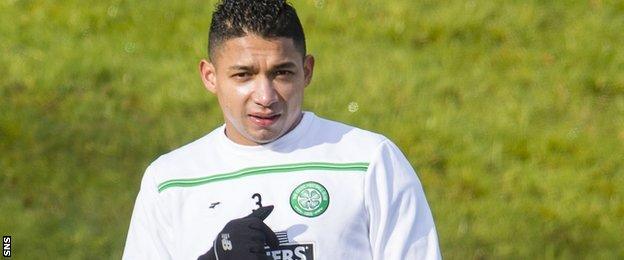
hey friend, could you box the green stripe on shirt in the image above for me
[157,162,369,192]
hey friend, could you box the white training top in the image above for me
[123,112,441,260]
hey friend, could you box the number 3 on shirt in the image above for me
[252,193,263,208]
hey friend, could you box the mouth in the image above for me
[248,113,281,127]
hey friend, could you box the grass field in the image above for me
[1,0,623,258]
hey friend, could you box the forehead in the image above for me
[212,35,302,68]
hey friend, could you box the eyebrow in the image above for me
[272,61,297,70]
[227,61,297,72]
[228,65,255,71]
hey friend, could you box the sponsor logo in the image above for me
[275,230,289,245]
[220,233,232,251]
[266,243,314,260]
[290,181,329,218]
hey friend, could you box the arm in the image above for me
[122,165,174,260]
[364,140,441,260]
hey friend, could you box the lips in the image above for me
[249,113,281,127]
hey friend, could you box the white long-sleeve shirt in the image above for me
[123,112,441,259]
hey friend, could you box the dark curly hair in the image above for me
[208,0,306,61]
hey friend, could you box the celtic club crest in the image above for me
[290,181,330,217]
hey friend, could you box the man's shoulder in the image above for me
[144,127,223,179]
[309,114,391,159]
[313,114,388,147]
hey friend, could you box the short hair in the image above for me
[208,0,306,61]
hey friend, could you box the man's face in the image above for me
[200,34,314,145]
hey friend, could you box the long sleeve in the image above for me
[364,140,441,260]
[123,165,174,260]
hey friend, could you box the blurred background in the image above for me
[1,0,623,258]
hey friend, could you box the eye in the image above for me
[275,70,294,77]
[232,72,252,79]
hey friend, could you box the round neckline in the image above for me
[217,111,315,153]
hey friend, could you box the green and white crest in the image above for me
[290,181,329,218]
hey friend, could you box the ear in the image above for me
[199,59,217,94]
[303,54,315,87]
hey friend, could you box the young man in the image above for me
[123,0,441,259]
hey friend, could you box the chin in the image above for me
[248,131,280,144]
[250,137,277,145]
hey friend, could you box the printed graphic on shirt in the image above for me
[290,181,329,218]
[265,243,314,260]
[275,231,289,245]
[252,193,263,208]
[265,231,314,260]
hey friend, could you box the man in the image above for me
[123,0,441,259]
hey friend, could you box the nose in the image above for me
[251,76,278,107]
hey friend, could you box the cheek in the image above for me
[218,82,254,109]
[235,82,254,97]
[276,80,301,97]
[283,85,304,104]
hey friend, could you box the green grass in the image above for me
[1,0,623,258]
